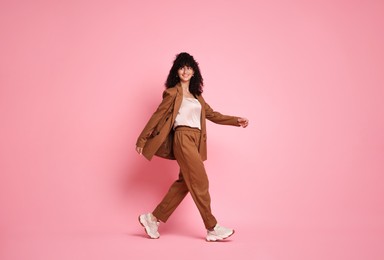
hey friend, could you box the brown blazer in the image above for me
[136,85,240,161]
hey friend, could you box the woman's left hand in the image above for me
[237,117,249,128]
[136,146,143,155]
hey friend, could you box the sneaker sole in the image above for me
[206,229,235,242]
[138,215,160,239]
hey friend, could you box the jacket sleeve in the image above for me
[136,89,175,148]
[204,101,240,126]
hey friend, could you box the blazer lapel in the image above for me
[197,95,206,130]
[171,85,183,122]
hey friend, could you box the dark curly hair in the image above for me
[165,52,203,96]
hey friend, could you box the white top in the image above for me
[174,97,202,129]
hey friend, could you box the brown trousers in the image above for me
[152,126,217,230]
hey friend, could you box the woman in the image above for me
[136,52,248,241]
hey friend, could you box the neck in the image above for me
[179,81,190,92]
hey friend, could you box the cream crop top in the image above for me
[174,97,202,129]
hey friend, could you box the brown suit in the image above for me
[136,85,240,161]
[136,84,240,229]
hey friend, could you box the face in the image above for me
[177,65,194,82]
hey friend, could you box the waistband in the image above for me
[174,126,201,132]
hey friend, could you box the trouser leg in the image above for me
[172,128,217,230]
[152,171,189,222]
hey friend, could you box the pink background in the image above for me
[1,0,383,259]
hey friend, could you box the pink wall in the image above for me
[1,0,383,259]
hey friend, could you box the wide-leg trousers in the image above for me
[152,126,217,230]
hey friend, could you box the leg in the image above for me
[152,170,189,223]
[173,128,217,230]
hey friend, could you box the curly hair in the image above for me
[165,52,204,96]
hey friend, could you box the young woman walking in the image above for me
[135,52,248,241]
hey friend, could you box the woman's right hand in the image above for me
[136,146,143,155]
[237,117,249,128]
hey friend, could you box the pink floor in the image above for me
[3,226,383,260]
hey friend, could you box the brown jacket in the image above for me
[136,85,240,161]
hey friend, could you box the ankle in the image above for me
[207,224,216,231]
[150,213,158,222]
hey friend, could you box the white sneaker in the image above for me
[206,224,234,242]
[138,213,160,239]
